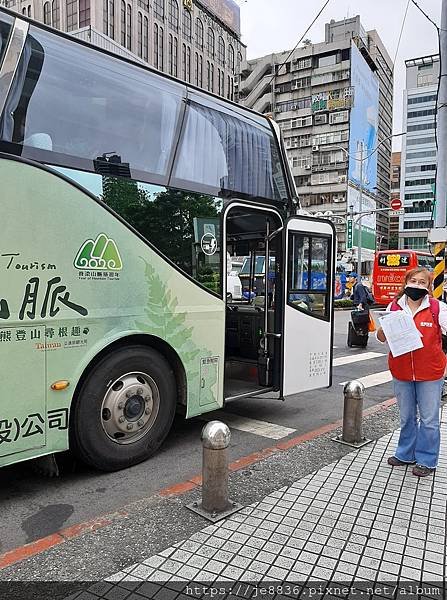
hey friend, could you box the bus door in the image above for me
[224,203,282,401]
[282,217,335,397]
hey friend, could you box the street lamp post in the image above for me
[357,145,363,284]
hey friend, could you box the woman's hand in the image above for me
[377,327,386,342]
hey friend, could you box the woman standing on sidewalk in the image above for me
[376,267,447,477]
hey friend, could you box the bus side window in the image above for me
[172,100,285,202]
[0,26,184,182]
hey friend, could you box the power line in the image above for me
[410,0,439,29]
[267,0,331,87]
[393,0,411,68]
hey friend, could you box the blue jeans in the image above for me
[393,378,443,469]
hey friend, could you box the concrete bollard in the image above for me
[187,421,242,522]
[333,380,372,448]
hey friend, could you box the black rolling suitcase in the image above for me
[347,309,369,348]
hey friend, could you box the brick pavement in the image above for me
[68,413,447,600]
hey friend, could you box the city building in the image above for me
[1,0,245,99]
[399,54,439,250]
[238,15,393,269]
[389,151,401,249]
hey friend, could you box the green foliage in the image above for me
[334,299,353,308]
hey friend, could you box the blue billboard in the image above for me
[348,43,379,193]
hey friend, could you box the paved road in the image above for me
[0,311,393,556]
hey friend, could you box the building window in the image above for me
[79,0,90,27]
[195,52,202,87]
[168,34,178,76]
[402,237,428,249]
[182,7,191,41]
[227,44,234,73]
[207,27,214,58]
[207,61,214,92]
[27,5,31,16]
[154,23,159,68]
[52,0,60,27]
[126,3,131,49]
[143,16,148,61]
[154,0,164,20]
[121,0,126,45]
[159,27,164,70]
[109,0,115,38]
[227,74,231,99]
[103,0,109,34]
[329,110,349,125]
[407,122,436,132]
[317,53,337,68]
[217,36,225,66]
[237,51,242,70]
[168,0,178,31]
[195,18,203,50]
[186,45,191,82]
[138,11,143,57]
[408,94,437,105]
[66,0,78,31]
[44,2,51,24]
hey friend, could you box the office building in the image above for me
[399,54,439,250]
[2,0,245,99]
[238,16,393,267]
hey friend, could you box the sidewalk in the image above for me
[71,414,447,600]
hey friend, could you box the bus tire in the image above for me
[70,345,177,472]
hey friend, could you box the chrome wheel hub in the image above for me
[101,371,160,444]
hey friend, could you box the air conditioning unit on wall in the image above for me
[338,175,347,183]
[312,145,319,152]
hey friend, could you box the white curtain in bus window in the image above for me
[173,101,284,201]
[0,26,184,181]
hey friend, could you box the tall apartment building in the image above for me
[238,16,393,266]
[399,54,439,250]
[1,0,245,99]
[389,151,401,249]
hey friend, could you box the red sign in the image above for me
[390,198,402,210]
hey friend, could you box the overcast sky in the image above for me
[239,0,440,150]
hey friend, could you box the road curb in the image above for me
[0,396,397,571]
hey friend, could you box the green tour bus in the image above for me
[0,8,335,471]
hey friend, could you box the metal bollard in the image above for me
[333,380,372,448]
[187,421,242,522]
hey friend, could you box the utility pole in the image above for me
[357,144,364,284]
[430,0,447,299]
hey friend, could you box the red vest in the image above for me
[388,298,446,381]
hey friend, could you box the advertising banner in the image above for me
[196,0,240,35]
[348,43,379,193]
[348,184,376,252]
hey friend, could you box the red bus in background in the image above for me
[372,250,435,305]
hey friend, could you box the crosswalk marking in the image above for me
[333,352,385,367]
[200,412,296,440]
[339,370,392,388]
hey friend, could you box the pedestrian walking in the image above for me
[376,267,447,477]
[348,272,369,310]
[347,273,372,348]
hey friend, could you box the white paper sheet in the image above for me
[378,311,423,357]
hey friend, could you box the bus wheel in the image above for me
[71,345,176,471]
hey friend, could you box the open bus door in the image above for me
[281,216,335,397]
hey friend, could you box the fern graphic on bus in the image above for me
[74,234,123,270]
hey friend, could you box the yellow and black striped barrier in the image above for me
[433,242,446,300]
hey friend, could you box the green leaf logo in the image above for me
[74,233,123,270]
